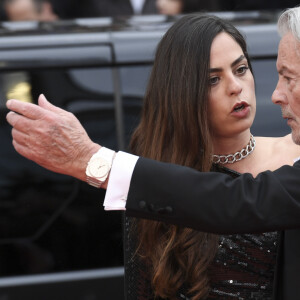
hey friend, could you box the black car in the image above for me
[0,11,290,300]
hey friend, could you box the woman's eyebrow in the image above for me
[209,55,246,73]
[231,55,245,68]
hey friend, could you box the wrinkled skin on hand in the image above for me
[6,94,101,182]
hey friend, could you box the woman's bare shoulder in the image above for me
[256,134,298,148]
[231,134,299,176]
[272,134,300,152]
[254,134,300,167]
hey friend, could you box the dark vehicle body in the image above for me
[0,11,290,300]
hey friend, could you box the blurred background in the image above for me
[0,0,299,22]
[0,1,298,299]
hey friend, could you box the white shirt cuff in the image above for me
[103,151,139,210]
[294,156,300,163]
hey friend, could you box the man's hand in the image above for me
[6,94,100,182]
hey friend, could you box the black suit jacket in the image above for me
[126,158,300,300]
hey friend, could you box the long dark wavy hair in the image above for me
[130,14,253,300]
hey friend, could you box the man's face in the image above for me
[272,32,300,145]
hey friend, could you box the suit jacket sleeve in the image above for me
[125,158,300,234]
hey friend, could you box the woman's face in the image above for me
[208,32,256,138]
[156,0,183,15]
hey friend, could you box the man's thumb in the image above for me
[38,94,62,113]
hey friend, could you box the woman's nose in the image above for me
[228,76,242,95]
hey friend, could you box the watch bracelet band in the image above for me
[87,176,106,188]
[86,147,116,188]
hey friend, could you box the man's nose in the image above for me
[272,81,287,105]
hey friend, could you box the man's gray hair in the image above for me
[278,6,300,41]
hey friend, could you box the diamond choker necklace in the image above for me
[212,134,256,164]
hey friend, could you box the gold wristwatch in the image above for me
[85,147,116,188]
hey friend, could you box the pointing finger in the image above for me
[6,111,34,133]
[6,99,46,120]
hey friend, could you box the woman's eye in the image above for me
[209,76,219,85]
[236,66,249,75]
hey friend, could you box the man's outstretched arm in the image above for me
[126,156,300,234]
[6,95,300,234]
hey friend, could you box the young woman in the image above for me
[124,14,300,299]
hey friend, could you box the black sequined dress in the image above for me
[124,165,278,300]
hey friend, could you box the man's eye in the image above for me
[209,77,219,85]
[236,66,249,75]
[284,76,291,83]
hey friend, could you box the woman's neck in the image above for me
[211,130,258,174]
[212,131,252,156]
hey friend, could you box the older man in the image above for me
[5,6,300,300]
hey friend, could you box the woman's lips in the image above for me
[231,102,250,118]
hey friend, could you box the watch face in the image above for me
[87,157,110,180]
